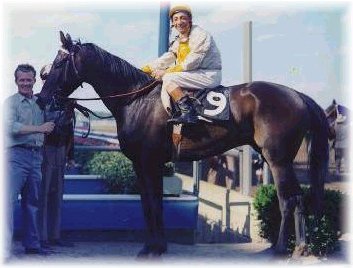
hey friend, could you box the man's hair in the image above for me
[14,64,36,81]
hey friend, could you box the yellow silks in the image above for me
[167,41,190,73]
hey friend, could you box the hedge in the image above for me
[253,184,345,256]
[87,152,139,194]
[86,151,176,194]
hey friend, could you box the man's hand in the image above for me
[152,69,166,80]
[39,122,55,134]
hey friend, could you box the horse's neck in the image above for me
[115,88,162,132]
[83,47,151,94]
[88,78,159,128]
[81,46,156,125]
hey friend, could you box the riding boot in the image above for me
[168,95,199,124]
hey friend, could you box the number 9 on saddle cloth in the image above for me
[44,97,75,136]
[186,86,230,121]
[198,86,230,120]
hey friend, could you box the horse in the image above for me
[38,31,329,257]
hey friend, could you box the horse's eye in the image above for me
[54,58,68,68]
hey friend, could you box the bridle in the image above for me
[56,45,161,102]
[57,46,82,85]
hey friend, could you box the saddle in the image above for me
[161,85,231,160]
[161,85,230,122]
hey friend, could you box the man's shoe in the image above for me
[48,239,74,247]
[24,248,51,255]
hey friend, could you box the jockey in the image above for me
[141,4,222,124]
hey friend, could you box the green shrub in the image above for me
[253,185,344,256]
[73,151,96,174]
[252,184,280,243]
[87,152,138,194]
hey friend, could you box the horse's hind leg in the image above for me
[268,162,306,255]
[292,195,307,257]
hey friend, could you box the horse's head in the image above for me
[38,31,84,107]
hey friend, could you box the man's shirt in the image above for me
[4,92,44,148]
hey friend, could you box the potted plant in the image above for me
[163,162,182,196]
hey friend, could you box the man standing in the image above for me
[4,64,55,255]
[39,64,75,248]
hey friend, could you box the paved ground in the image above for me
[6,233,350,266]
[6,172,350,266]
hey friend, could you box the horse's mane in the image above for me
[83,42,153,87]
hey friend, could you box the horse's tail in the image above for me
[298,92,329,216]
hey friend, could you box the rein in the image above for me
[62,80,161,101]
[57,79,160,137]
[69,102,113,138]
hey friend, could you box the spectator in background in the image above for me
[253,153,264,185]
[333,113,349,176]
[38,64,75,248]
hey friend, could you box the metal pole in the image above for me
[241,21,253,196]
[263,162,271,185]
[238,147,243,191]
[243,21,252,82]
[193,161,201,197]
[158,2,170,56]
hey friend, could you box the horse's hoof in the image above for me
[136,244,167,259]
[292,244,309,258]
[136,245,151,259]
[154,244,167,255]
[274,246,288,256]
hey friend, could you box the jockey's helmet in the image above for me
[169,4,192,20]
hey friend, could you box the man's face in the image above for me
[15,70,36,98]
[172,12,191,35]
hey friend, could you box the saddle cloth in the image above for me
[161,85,230,121]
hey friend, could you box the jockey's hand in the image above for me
[152,69,166,81]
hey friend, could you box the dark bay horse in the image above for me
[38,31,329,257]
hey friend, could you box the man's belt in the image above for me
[12,144,43,151]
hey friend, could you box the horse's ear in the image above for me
[60,31,66,46]
[65,33,73,47]
[59,31,73,49]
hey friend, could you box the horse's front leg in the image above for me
[134,160,167,258]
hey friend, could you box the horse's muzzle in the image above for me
[35,96,47,110]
